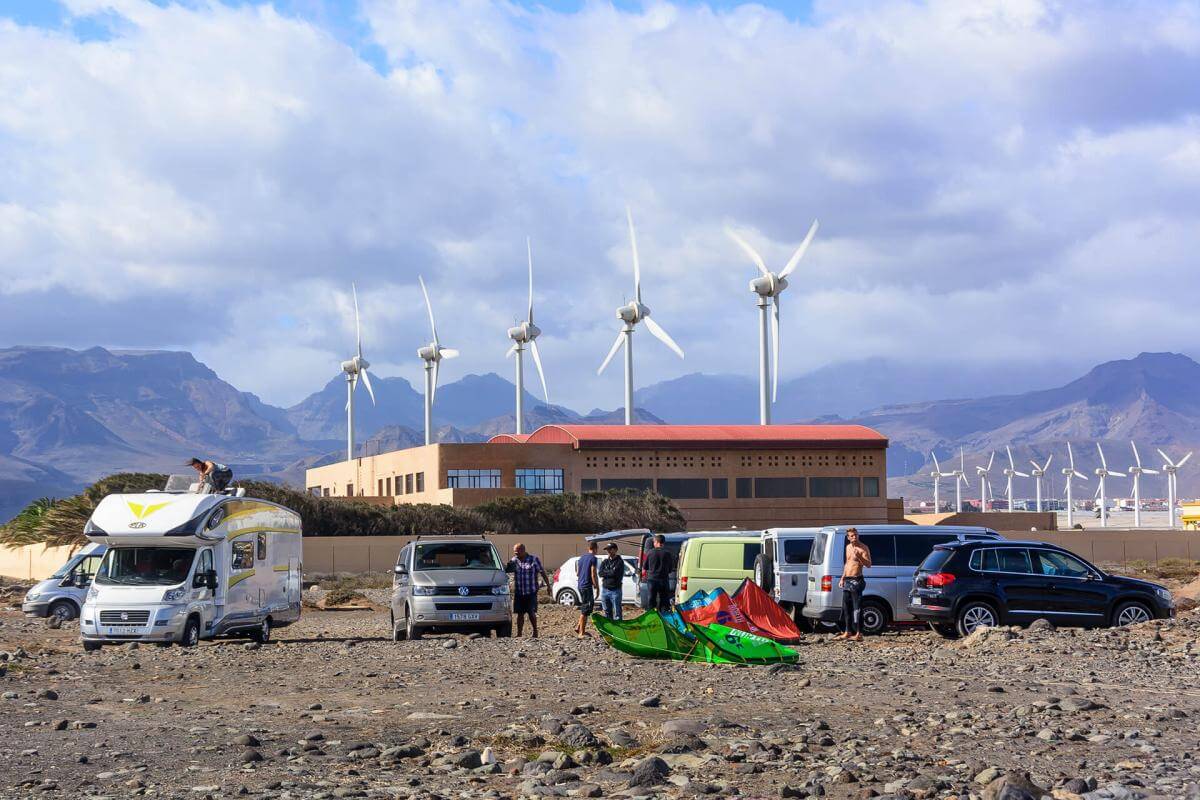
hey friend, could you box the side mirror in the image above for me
[59,574,76,588]
[394,564,407,575]
[204,570,218,590]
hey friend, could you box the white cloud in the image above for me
[0,0,1198,410]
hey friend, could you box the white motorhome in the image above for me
[80,479,302,650]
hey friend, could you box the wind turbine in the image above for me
[976,451,995,512]
[340,283,376,462]
[929,452,956,513]
[1094,443,1126,528]
[1029,454,1053,513]
[1003,446,1029,512]
[948,447,968,513]
[1061,443,1088,528]
[416,276,459,446]
[1127,442,1159,529]
[1157,448,1193,529]
[725,220,819,425]
[506,237,550,435]
[597,208,685,425]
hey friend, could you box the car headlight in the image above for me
[1155,587,1172,602]
[161,588,187,603]
[24,591,41,601]
[412,586,436,596]
[86,584,99,602]
[491,584,510,595]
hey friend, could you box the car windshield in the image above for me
[413,542,501,570]
[96,547,196,586]
[50,554,86,580]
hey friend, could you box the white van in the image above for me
[755,528,822,626]
[80,477,302,650]
[802,525,1002,635]
[22,543,107,622]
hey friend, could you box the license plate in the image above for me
[449,612,480,621]
[105,625,143,634]
[911,597,922,606]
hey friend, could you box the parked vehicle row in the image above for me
[551,556,639,606]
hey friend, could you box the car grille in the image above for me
[434,602,493,611]
[431,586,495,596]
[99,610,151,624]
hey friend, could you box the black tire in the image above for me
[859,599,889,636]
[48,600,78,622]
[1112,600,1152,628]
[556,588,579,606]
[955,600,999,638]
[391,611,406,642]
[931,622,959,640]
[753,553,775,593]
[82,640,102,652]
[406,607,422,640]
[250,618,271,644]
[495,622,513,638]
[179,617,201,648]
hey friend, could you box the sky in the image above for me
[1,0,1198,411]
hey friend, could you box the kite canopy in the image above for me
[677,588,766,638]
[592,611,799,665]
[731,579,803,643]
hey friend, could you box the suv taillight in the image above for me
[820,575,833,592]
[926,572,956,588]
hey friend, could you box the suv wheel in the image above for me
[406,607,422,640]
[956,601,999,637]
[859,599,889,636]
[556,588,579,606]
[1113,600,1152,627]
[391,611,407,642]
[931,622,958,640]
[495,622,513,638]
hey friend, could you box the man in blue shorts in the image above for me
[506,542,551,638]
[574,541,599,638]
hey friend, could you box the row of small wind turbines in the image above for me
[338,208,821,458]
[929,442,1194,529]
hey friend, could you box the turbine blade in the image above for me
[526,236,534,324]
[1157,448,1172,466]
[1029,460,1040,471]
[779,219,819,279]
[1131,440,1142,467]
[1068,442,1075,468]
[1015,471,1029,478]
[439,348,459,359]
[643,315,685,359]
[1179,452,1193,467]
[352,282,362,358]
[1097,442,1107,468]
[932,452,942,473]
[1109,470,1126,477]
[1006,445,1015,469]
[626,206,641,304]
[360,368,376,406]
[506,344,518,358]
[1043,454,1053,471]
[431,359,440,405]
[1074,470,1088,481]
[1143,468,1159,475]
[419,275,439,345]
[771,295,780,402]
[724,227,769,277]
[597,330,625,375]
[986,451,995,471]
[529,339,550,403]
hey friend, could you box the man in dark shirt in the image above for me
[597,543,625,620]
[642,534,675,612]
[574,541,599,638]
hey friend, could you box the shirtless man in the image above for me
[837,528,872,642]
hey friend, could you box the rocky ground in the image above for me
[0,595,1198,800]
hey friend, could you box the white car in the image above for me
[552,556,639,606]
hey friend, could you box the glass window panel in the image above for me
[782,539,812,564]
[894,534,956,567]
[810,477,860,497]
[711,478,728,499]
[516,468,565,495]
[655,478,709,499]
[754,477,807,498]
[735,477,753,498]
[599,478,653,491]
[858,534,895,567]
[863,477,880,497]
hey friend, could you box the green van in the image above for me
[674,535,762,605]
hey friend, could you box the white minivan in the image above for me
[22,543,108,622]
[802,525,1002,635]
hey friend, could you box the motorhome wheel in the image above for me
[251,619,271,643]
[180,617,200,648]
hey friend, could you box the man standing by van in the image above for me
[643,534,675,612]
[507,543,551,638]
[575,541,599,638]
[837,528,871,642]
[598,542,625,620]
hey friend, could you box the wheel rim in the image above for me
[862,608,883,632]
[260,621,270,641]
[962,605,996,633]
[52,604,71,621]
[754,564,763,586]
[1117,605,1150,626]
[185,624,198,646]
[558,592,576,606]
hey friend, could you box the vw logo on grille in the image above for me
[457,586,469,596]
[120,612,129,621]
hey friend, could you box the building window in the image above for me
[323,487,330,498]
[711,478,728,499]
[378,479,384,496]
[754,477,807,498]
[863,477,880,497]
[735,477,753,498]
[347,483,354,497]
[516,468,564,495]
[656,478,709,500]
[447,469,501,489]
[394,477,401,496]
[307,486,322,497]
[580,478,599,492]
[405,473,414,494]
[416,472,425,492]
[810,477,861,498]
[599,478,653,492]
[385,477,392,496]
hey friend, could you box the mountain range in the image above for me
[0,345,1196,522]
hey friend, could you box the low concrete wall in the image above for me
[0,543,79,582]
[906,511,1058,531]
[300,534,615,575]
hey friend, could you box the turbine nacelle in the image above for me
[507,320,542,344]
[417,343,444,363]
[616,301,649,325]
[748,273,787,298]
[341,356,369,375]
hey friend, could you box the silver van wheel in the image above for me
[1115,602,1151,627]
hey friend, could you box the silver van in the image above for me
[802,525,1002,635]
[22,543,107,622]
[390,537,512,640]
[755,528,822,628]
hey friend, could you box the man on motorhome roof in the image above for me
[189,458,233,494]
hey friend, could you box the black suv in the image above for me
[908,540,1174,638]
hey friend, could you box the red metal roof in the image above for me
[487,433,531,444]
[504,424,887,450]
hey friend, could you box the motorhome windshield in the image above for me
[96,547,196,587]
[413,542,501,570]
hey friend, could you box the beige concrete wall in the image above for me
[1004,530,1200,566]
[301,534,610,575]
[0,543,80,582]
[906,511,1058,531]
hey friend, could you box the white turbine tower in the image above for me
[1158,448,1193,529]
[950,448,969,513]
[340,283,376,462]
[976,451,995,512]
[506,238,550,435]
[416,276,459,446]
[725,220,819,425]
[1003,446,1029,512]
[929,452,956,513]
[1061,443,1088,528]
[1029,454,1053,513]
[1127,442,1158,529]
[1094,443,1126,528]
[597,208,685,425]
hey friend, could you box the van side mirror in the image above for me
[59,574,76,588]
[203,570,218,590]
[394,564,407,575]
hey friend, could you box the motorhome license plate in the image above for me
[449,612,480,621]
[105,625,142,634]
